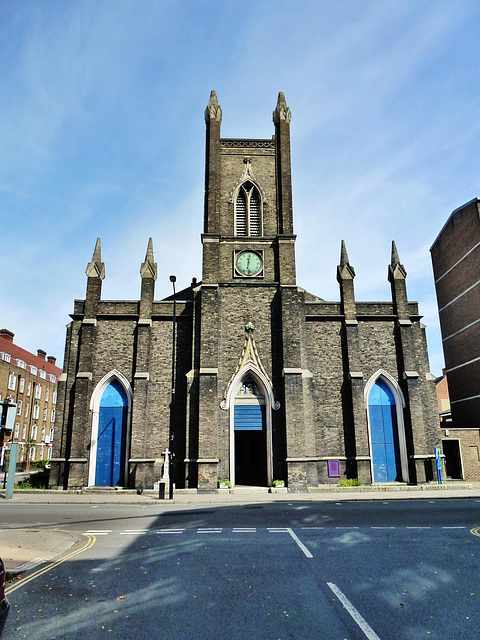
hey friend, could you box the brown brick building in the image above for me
[431,198,480,427]
[431,199,480,481]
[0,329,62,464]
[50,92,440,491]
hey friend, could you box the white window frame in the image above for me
[8,373,16,391]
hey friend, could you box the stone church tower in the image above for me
[50,92,440,491]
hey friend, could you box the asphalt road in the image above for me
[2,499,480,639]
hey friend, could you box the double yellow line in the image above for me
[5,533,96,596]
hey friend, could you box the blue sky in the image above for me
[1,1,479,375]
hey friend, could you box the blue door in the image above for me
[369,380,401,482]
[95,380,127,486]
[234,404,266,486]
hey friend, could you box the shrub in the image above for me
[338,478,362,487]
[15,469,50,490]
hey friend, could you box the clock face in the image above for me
[235,250,263,277]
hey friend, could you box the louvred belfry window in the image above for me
[235,181,262,236]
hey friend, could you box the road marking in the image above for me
[286,528,313,558]
[197,528,222,534]
[327,582,381,640]
[335,526,359,529]
[301,527,325,529]
[406,527,430,529]
[6,534,96,596]
[267,528,313,557]
[371,526,395,529]
[232,528,256,533]
[156,529,184,534]
[442,526,466,529]
[470,527,480,539]
[120,530,148,535]
[86,530,112,535]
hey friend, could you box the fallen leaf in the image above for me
[117,596,125,600]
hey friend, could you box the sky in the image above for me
[1,0,479,376]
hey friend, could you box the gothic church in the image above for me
[50,92,439,491]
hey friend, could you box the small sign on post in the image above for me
[434,446,442,485]
[6,443,18,499]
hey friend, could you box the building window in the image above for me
[235,181,262,236]
[30,366,37,376]
[24,403,29,418]
[33,404,40,420]
[49,374,56,383]
[51,408,56,423]
[8,374,16,391]
[31,424,38,440]
[52,391,57,405]
[2,353,11,363]
[22,424,27,440]
[39,370,46,380]
[43,407,47,421]
[29,446,35,460]
[35,385,42,400]
[49,428,54,442]
[41,427,46,442]
[17,400,22,416]
[27,382,31,396]
[17,360,26,369]
[45,388,49,402]
[14,423,20,438]
[19,378,25,393]
[47,447,52,460]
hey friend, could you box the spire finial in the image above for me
[340,240,350,267]
[85,237,105,279]
[389,240,407,279]
[205,90,222,123]
[273,91,291,124]
[391,240,400,267]
[337,240,355,281]
[140,237,157,280]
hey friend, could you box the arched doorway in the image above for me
[234,376,267,486]
[95,380,128,486]
[368,378,402,482]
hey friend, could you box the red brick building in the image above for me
[0,329,62,464]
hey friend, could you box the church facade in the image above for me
[50,92,440,491]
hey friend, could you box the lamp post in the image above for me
[168,275,177,499]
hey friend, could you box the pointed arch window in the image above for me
[235,181,262,236]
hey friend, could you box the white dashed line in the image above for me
[442,526,466,529]
[327,582,381,640]
[86,530,112,535]
[197,528,222,534]
[371,526,396,529]
[301,527,325,530]
[156,529,184,534]
[232,528,257,533]
[406,527,430,530]
[335,526,359,529]
[120,530,148,535]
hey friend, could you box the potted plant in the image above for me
[270,479,285,492]
[218,478,232,489]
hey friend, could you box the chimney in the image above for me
[0,329,14,342]
[47,356,56,365]
[37,349,47,360]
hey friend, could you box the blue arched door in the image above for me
[369,379,401,482]
[95,380,128,486]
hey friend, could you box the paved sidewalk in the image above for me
[0,529,81,572]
